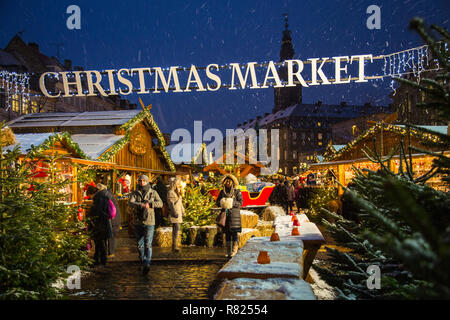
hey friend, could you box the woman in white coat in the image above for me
[166,177,185,252]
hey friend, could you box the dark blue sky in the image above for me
[0,0,448,136]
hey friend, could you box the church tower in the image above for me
[273,14,302,113]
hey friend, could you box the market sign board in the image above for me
[39,55,373,98]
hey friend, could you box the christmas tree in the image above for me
[314,18,450,299]
[0,126,90,299]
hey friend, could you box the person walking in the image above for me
[287,181,296,214]
[97,183,121,258]
[86,185,113,266]
[279,179,289,214]
[153,176,168,227]
[166,177,185,253]
[129,175,163,275]
[216,174,243,258]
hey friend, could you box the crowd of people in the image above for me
[86,174,187,275]
[84,171,323,274]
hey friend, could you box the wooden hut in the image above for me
[306,123,449,193]
[6,109,176,225]
[203,150,266,178]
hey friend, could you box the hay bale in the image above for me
[187,226,200,245]
[0,127,16,147]
[262,206,286,221]
[194,225,219,247]
[256,220,274,237]
[240,210,259,228]
[152,227,181,247]
[237,228,259,249]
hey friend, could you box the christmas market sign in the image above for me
[38,55,373,97]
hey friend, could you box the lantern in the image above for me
[292,227,300,236]
[257,251,271,264]
[270,232,280,242]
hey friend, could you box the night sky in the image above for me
[0,0,448,137]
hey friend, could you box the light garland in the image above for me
[328,123,448,162]
[98,110,176,171]
[1,43,442,98]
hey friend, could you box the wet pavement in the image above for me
[65,232,228,300]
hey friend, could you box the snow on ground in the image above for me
[309,265,337,300]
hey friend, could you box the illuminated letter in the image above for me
[60,71,84,97]
[105,69,118,95]
[117,68,133,95]
[229,62,259,90]
[261,61,283,88]
[351,54,373,83]
[130,68,151,94]
[86,70,108,96]
[206,64,221,91]
[333,56,351,84]
[286,60,308,87]
[39,72,60,98]
[308,58,331,85]
[153,66,183,93]
[184,65,206,92]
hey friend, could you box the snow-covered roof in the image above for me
[4,132,58,154]
[236,103,391,130]
[398,125,448,135]
[333,144,346,152]
[7,110,141,128]
[165,142,205,164]
[71,134,124,159]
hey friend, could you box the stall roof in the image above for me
[71,134,125,159]
[4,132,57,154]
[7,110,141,128]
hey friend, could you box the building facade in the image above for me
[0,35,136,122]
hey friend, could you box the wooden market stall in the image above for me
[203,150,266,178]
[305,123,449,194]
[6,109,177,226]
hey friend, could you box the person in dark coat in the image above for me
[280,180,290,214]
[216,174,243,258]
[153,176,168,227]
[86,185,113,266]
[97,184,121,258]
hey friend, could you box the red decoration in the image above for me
[83,181,96,192]
[118,178,130,193]
[270,232,280,242]
[257,251,271,264]
[77,208,84,221]
[291,227,300,236]
[291,215,298,222]
[293,219,300,227]
[240,186,274,207]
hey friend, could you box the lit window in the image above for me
[318,133,322,140]
[12,94,20,113]
[21,96,29,114]
[317,122,321,127]
[318,141,322,146]
[31,101,38,113]
[293,151,297,159]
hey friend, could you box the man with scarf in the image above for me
[215,174,243,258]
[129,175,163,274]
